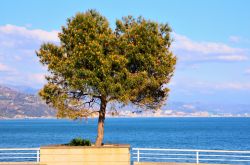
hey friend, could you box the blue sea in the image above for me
[0,117,250,150]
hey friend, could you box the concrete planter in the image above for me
[40,144,130,165]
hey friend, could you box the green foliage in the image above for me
[68,137,91,146]
[36,9,176,119]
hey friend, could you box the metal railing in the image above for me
[1,147,250,164]
[132,148,250,164]
[0,148,40,163]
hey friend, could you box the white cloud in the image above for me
[229,36,241,43]
[0,24,59,42]
[173,33,244,54]
[0,24,58,87]
[0,24,249,92]
[28,73,46,85]
[214,82,250,90]
[172,33,248,63]
[0,72,46,88]
[182,104,195,109]
[229,35,250,44]
[14,55,22,61]
[217,55,248,61]
[245,68,250,74]
[173,78,250,91]
[0,63,14,72]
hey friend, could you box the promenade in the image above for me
[0,163,231,165]
[135,163,229,165]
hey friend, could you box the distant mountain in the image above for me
[0,84,249,118]
[0,85,56,119]
[0,84,39,94]
[108,101,250,117]
[161,101,250,116]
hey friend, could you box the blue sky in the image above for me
[0,0,250,104]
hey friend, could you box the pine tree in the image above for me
[36,10,176,146]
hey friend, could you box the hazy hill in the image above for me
[0,85,56,118]
[0,85,249,118]
[163,101,250,115]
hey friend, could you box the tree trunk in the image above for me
[95,96,107,146]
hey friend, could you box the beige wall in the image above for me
[40,145,130,165]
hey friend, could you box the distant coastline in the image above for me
[1,85,249,119]
[1,115,250,120]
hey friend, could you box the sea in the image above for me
[0,117,249,150]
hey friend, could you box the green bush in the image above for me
[68,137,91,146]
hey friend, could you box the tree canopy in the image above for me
[36,10,176,146]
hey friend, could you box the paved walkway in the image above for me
[134,163,229,165]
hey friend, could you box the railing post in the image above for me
[196,151,199,164]
[137,149,140,162]
[36,149,40,163]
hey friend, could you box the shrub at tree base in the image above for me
[67,137,91,146]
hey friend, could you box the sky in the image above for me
[0,0,250,104]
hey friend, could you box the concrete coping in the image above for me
[40,144,130,149]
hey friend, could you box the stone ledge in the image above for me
[40,144,130,149]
